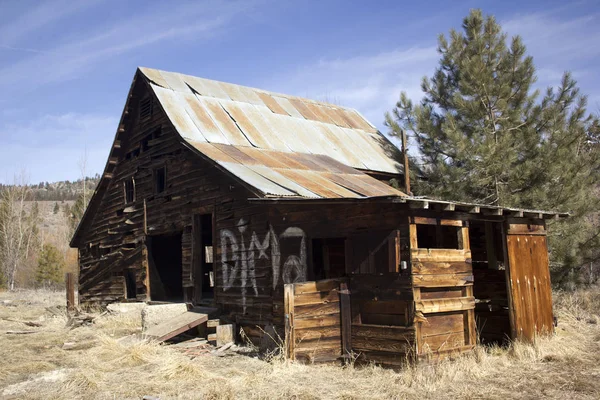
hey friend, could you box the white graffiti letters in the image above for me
[220,219,307,312]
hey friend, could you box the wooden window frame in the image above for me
[153,165,167,195]
[409,216,468,250]
[124,177,136,204]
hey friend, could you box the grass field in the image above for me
[0,288,599,399]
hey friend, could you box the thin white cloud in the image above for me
[0,0,103,46]
[0,0,257,93]
[263,46,438,130]
[0,113,116,184]
[502,10,600,87]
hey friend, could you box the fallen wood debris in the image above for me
[2,317,43,327]
[6,330,36,335]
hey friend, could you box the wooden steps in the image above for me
[143,306,219,342]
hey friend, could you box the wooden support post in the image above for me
[401,129,411,195]
[339,282,352,360]
[65,273,75,313]
[484,222,498,269]
[284,284,295,360]
[216,324,235,347]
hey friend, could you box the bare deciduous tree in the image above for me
[0,173,39,290]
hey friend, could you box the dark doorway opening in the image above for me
[193,213,214,304]
[124,268,137,299]
[148,233,183,302]
[311,238,346,280]
[469,221,511,344]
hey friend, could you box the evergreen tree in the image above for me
[35,244,64,288]
[386,9,600,284]
[53,202,60,214]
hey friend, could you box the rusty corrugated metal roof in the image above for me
[140,66,406,199]
[188,142,405,199]
[140,67,402,175]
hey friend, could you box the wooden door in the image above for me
[506,232,554,341]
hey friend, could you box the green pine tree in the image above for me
[35,244,65,288]
[53,202,59,214]
[386,9,600,285]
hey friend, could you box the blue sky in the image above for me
[1,0,599,184]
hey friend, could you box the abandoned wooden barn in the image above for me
[70,67,566,365]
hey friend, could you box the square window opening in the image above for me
[416,224,460,249]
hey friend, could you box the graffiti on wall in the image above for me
[220,219,306,312]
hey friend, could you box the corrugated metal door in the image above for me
[506,234,554,341]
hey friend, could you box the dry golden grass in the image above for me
[1,287,599,399]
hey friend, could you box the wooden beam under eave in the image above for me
[409,200,429,209]
[443,203,456,211]
[507,210,524,218]
[103,172,114,179]
[482,208,503,216]
[108,157,118,165]
[113,140,121,149]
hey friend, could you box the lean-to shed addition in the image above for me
[71,67,566,365]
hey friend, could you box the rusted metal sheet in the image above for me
[180,93,230,144]
[322,106,351,128]
[219,82,252,103]
[273,96,304,119]
[219,100,271,148]
[238,86,265,106]
[185,142,399,199]
[256,92,289,115]
[506,233,554,341]
[257,110,312,153]
[159,70,194,93]
[235,103,291,151]
[139,67,170,88]
[235,146,291,169]
[142,67,402,174]
[184,75,230,99]
[305,102,336,125]
[219,162,297,196]
[246,165,319,198]
[199,97,251,146]
[288,98,319,120]
[151,84,207,142]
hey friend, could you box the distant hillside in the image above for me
[0,176,100,201]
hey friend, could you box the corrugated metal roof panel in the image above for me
[246,165,319,198]
[184,75,230,99]
[256,92,289,115]
[305,102,336,125]
[273,96,304,119]
[180,93,230,144]
[140,67,170,88]
[289,98,319,120]
[219,100,276,149]
[234,103,291,151]
[151,84,206,142]
[199,97,251,146]
[140,67,402,175]
[219,162,297,196]
[185,142,405,199]
[322,106,351,128]
[159,70,194,93]
[219,82,251,103]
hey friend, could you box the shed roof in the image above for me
[186,142,404,198]
[140,67,402,175]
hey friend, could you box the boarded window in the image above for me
[139,97,153,120]
[154,166,166,194]
[124,177,135,203]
